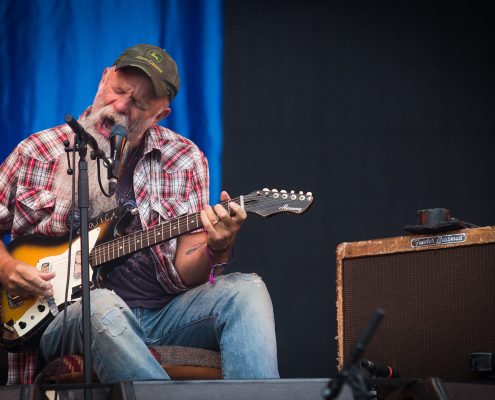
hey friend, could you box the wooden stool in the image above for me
[36,346,222,383]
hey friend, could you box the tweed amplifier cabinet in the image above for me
[336,226,495,380]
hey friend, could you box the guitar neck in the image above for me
[88,188,313,267]
[89,199,236,267]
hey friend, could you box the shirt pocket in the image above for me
[16,186,56,215]
[160,169,194,202]
[14,186,60,232]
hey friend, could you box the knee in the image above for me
[90,289,130,337]
[90,288,126,312]
[227,273,274,313]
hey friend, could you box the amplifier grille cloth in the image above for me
[342,244,495,380]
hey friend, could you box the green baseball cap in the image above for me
[114,44,180,100]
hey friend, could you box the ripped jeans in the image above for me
[39,273,279,382]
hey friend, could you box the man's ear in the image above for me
[98,67,111,90]
[155,107,171,123]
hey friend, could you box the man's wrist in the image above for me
[205,244,234,284]
[206,244,232,263]
[0,258,16,285]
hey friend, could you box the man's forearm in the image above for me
[0,239,17,286]
[175,232,231,287]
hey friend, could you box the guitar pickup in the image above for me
[40,262,51,273]
[7,295,24,309]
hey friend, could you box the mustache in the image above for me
[81,104,129,132]
[80,104,149,149]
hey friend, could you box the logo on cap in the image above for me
[146,49,163,63]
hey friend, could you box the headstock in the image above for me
[241,188,314,218]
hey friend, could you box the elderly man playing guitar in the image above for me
[0,44,279,382]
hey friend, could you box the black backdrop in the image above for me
[222,0,495,378]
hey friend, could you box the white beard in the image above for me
[52,114,131,219]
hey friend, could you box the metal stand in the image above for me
[63,115,112,400]
[323,309,385,400]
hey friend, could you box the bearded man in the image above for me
[0,44,279,382]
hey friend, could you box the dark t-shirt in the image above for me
[101,147,174,308]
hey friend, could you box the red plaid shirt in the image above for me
[0,121,209,293]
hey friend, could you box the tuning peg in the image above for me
[299,191,304,195]
[272,189,278,192]
[306,192,313,197]
[262,188,270,192]
[280,190,287,193]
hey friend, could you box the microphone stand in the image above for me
[64,115,110,400]
[323,309,385,400]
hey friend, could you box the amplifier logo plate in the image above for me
[411,233,466,248]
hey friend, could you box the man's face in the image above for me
[86,66,171,147]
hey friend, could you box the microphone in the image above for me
[108,124,127,196]
[64,115,104,158]
[360,359,399,378]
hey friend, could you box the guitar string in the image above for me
[90,194,311,261]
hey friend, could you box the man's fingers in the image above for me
[228,201,247,220]
[200,209,219,233]
[40,272,56,280]
[219,190,231,202]
[10,263,55,297]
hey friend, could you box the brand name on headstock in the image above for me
[279,204,303,213]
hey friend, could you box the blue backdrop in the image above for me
[0,0,223,202]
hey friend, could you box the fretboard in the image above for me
[88,201,235,267]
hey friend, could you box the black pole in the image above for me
[66,114,93,400]
[77,156,93,400]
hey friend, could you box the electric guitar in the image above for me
[0,188,313,350]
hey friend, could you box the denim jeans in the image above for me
[39,272,279,382]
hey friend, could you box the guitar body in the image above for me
[0,207,129,350]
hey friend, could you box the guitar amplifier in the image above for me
[336,226,495,380]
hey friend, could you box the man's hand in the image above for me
[0,258,55,298]
[200,190,247,253]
